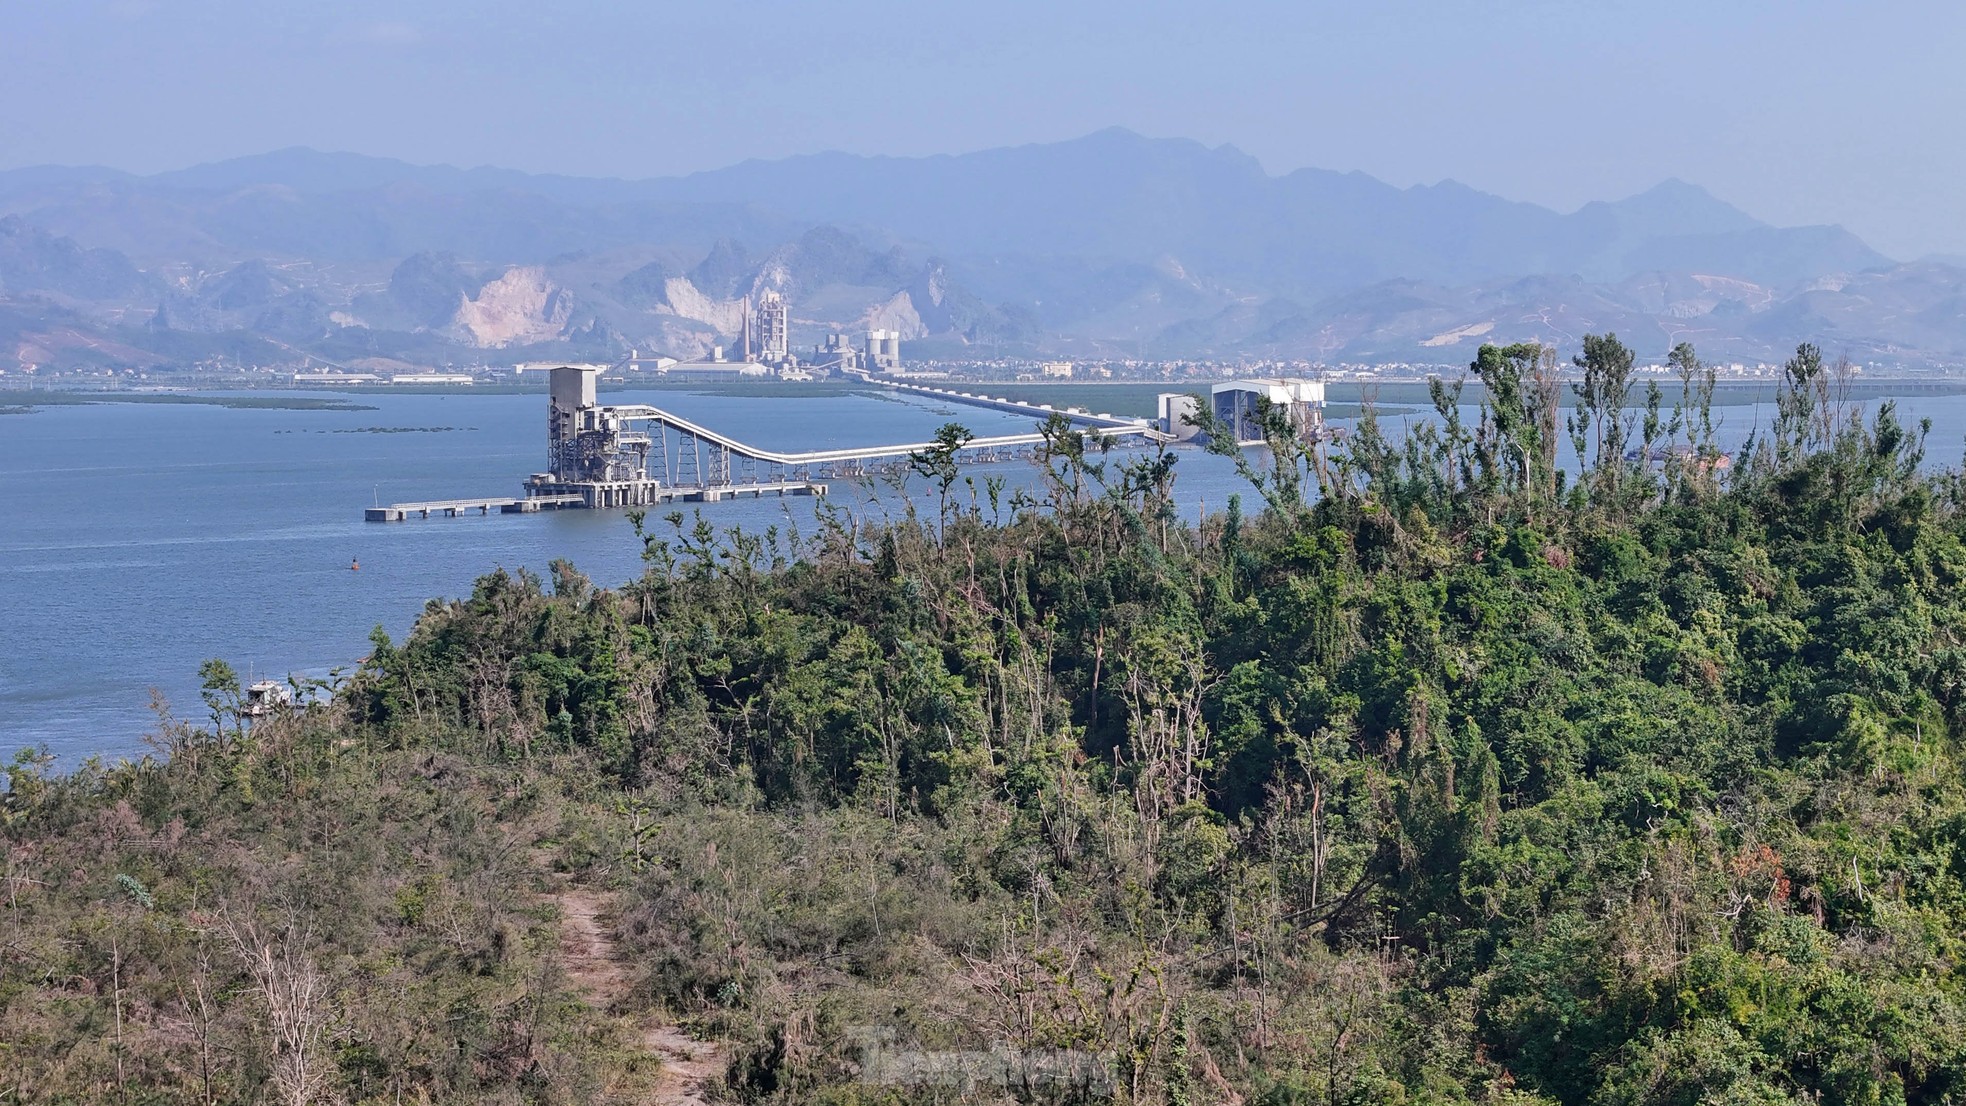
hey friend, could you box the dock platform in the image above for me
[364,483,826,521]
[365,494,586,522]
[677,480,828,503]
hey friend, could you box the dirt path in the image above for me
[556,884,724,1105]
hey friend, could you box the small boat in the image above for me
[242,680,292,718]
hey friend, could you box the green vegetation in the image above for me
[8,337,1966,1104]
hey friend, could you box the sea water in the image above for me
[0,387,1253,761]
[4,385,1963,763]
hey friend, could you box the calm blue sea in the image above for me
[0,387,1253,763]
[3,384,1963,764]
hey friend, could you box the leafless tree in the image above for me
[222,907,334,1106]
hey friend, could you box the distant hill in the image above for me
[0,129,1954,370]
[636,130,1889,292]
[0,215,158,302]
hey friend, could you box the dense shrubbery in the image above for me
[7,338,1966,1104]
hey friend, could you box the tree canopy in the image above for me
[7,338,1966,1104]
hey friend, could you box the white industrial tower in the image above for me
[756,291,789,363]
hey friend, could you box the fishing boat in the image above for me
[242,679,292,718]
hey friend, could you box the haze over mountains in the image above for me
[1,128,1959,372]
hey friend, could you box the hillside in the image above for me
[1,129,1957,370]
[8,343,1966,1103]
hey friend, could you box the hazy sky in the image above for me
[4,0,1961,258]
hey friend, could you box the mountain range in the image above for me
[1,128,1960,371]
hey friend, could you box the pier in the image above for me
[365,494,585,522]
[365,483,829,521]
[368,363,1166,522]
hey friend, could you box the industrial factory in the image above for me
[616,291,910,382]
[1154,378,1328,444]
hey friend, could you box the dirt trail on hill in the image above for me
[556,884,724,1105]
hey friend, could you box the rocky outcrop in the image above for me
[862,291,927,339]
[452,267,573,347]
[653,276,748,337]
[631,315,720,361]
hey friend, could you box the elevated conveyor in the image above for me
[366,364,1179,521]
[575,400,1161,494]
[604,403,1157,467]
[843,370,1178,444]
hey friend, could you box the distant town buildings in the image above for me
[121,338,1924,393]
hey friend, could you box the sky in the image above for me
[3,0,1962,259]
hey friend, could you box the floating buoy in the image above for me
[350,558,360,571]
